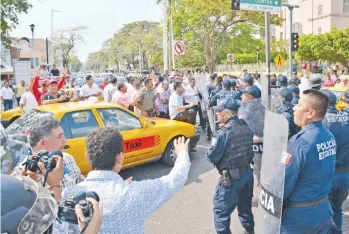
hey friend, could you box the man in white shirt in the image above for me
[184,78,199,105]
[79,75,101,100]
[40,65,50,78]
[169,82,197,125]
[63,127,191,234]
[125,77,137,99]
[19,88,38,113]
[0,81,15,111]
[104,77,117,103]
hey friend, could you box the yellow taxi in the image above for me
[0,88,103,128]
[322,86,349,110]
[6,102,200,174]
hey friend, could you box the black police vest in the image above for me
[215,119,254,172]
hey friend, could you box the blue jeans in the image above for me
[281,200,333,234]
[329,172,349,234]
[3,99,13,111]
[213,169,254,234]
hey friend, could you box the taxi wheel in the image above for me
[162,139,177,166]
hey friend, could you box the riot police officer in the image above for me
[277,75,288,92]
[290,86,300,105]
[231,80,242,101]
[210,76,223,98]
[207,98,255,234]
[282,89,336,233]
[276,88,298,139]
[238,86,265,185]
[322,89,349,233]
[309,74,323,90]
[210,80,234,106]
[207,73,216,95]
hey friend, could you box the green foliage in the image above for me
[1,0,32,48]
[296,27,349,70]
[69,56,82,72]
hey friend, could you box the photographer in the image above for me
[13,116,83,190]
[63,127,191,233]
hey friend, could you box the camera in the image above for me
[58,191,100,224]
[27,150,62,173]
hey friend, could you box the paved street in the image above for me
[120,131,349,234]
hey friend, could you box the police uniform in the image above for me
[238,86,265,184]
[0,124,30,174]
[289,86,300,105]
[210,80,234,107]
[322,89,349,233]
[277,75,288,93]
[282,121,336,233]
[207,99,255,234]
[206,75,217,140]
[276,88,299,139]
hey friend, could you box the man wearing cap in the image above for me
[277,75,288,92]
[207,73,216,95]
[31,68,66,105]
[276,88,298,139]
[309,74,324,90]
[290,86,300,105]
[41,80,72,105]
[207,98,255,234]
[210,76,223,99]
[210,79,234,107]
[242,74,254,88]
[238,86,265,185]
[322,89,349,233]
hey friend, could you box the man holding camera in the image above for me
[63,126,191,233]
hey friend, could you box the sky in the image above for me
[12,0,163,63]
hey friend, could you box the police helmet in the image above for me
[280,88,293,102]
[277,75,288,86]
[210,73,217,80]
[290,86,300,95]
[243,74,254,85]
[1,175,58,233]
[321,89,337,106]
[309,74,323,90]
[222,79,231,88]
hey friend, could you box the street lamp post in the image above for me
[30,24,36,71]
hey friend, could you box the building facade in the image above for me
[275,0,349,40]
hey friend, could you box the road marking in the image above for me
[196,145,209,149]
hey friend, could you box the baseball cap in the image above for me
[213,98,240,112]
[309,75,323,88]
[277,75,288,85]
[292,71,297,74]
[230,80,237,86]
[48,79,58,85]
[222,79,231,87]
[290,86,300,95]
[280,88,293,102]
[321,89,337,105]
[210,73,217,79]
[243,74,254,85]
[241,85,261,98]
[0,124,30,174]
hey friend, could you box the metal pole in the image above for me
[265,12,271,109]
[32,32,36,70]
[288,6,293,79]
[163,0,168,72]
[51,10,54,65]
[257,51,259,71]
[46,38,49,65]
[177,55,180,70]
[170,0,175,70]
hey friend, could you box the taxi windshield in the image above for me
[7,110,53,135]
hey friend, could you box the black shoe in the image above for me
[207,136,212,141]
[190,149,197,152]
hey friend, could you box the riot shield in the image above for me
[195,76,215,133]
[255,110,289,234]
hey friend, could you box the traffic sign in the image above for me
[227,54,235,62]
[234,0,282,12]
[274,55,285,67]
[174,40,185,56]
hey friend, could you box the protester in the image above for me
[62,127,191,233]
[0,81,15,111]
[41,80,73,105]
[103,77,117,103]
[324,74,335,87]
[14,80,27,106]
[80,75,101,100]
[19,87,38,113]
[155,80,170,119]
[41,65,50,78]
[112,82,132,108]
[169,82,197,126]
[135,78,159,117]
[330,70,338,83]
[31,68,66,105]
[125,77,137,99]
[335,76,349,88]
[301,61,308,75]
[132,81,142,115]
[50,64,60,76]
[99,78,109,90]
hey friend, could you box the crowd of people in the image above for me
[1,64,349,234]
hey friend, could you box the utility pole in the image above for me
[170,0,175,70]
[265,13,271,106]
[51,10,60,66]
[282,3,299,78]
[163,0,169,72]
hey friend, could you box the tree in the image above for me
[1,0,32,48]
[69,56,82,72]
[171,0,281,73]
[296,27,349,71]
[53,26,87,67]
